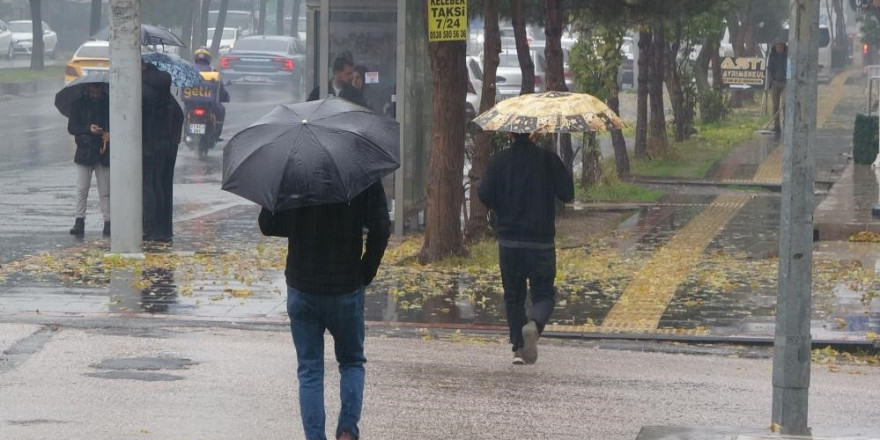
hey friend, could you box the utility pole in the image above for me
[772,0,820,435]
[108,0,143,255]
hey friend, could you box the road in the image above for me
[0,86,294,264]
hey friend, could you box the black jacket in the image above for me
[67,94,110,167]
[142,64,183,153]
[767,45,788,84]
[478,138,574,245]
[258,181,391,295]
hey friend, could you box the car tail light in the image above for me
[220,56,237,69]
[467,80,475,94]
[534,76,543,86]
[65,66,79,77]
[564,71,572,78]
[864,43,870,55]
[273,58,294,71]
[193,108,206,117]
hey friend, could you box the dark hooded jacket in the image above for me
[67,93,110,167]
[478,136,574,245]
[767,42,788,84]
[142,63,183,154]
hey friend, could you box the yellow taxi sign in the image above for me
[428,0,467,42]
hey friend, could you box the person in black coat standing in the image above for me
[67,83,111,237]
[766,41,788,133]
[478,132,574,365]
[142,62,184,242]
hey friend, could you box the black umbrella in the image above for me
[91,24,185,47]
[54,71,110,118]
[222,97,400,211]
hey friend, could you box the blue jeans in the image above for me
[498,246,556,351]
[287,286,366,440]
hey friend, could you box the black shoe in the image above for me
[69,218,85,236]
[102,221,110,237]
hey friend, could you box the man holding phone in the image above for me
[67,82,111,237]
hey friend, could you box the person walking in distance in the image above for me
[766,41,788,134]
[478,132,574,365]
[67,82,111,237]
[258,180,391,440]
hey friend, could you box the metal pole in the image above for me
[319,0,329,98]
[394,0,406,237]
[108,0,143,255]
[771,0,819,435]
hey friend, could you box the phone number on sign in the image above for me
[430,29,466,40]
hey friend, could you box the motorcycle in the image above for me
[184,103,217,157]
[181,72,227,157]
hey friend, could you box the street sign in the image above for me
[720,56,766,88]
[427,0,468,42]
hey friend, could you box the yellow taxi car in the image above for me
[64,40,110,84]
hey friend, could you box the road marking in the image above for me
[599,193,750,332]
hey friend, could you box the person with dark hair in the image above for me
[258,179,391,440]
[142,61,184,242]
[66,82,111,237]
[307,54,355,102]
[478,132,574,365]
[339,64,369,109]
[766,41,788,134]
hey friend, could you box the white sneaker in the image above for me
[512,349,524,365]
[522,321,538,364]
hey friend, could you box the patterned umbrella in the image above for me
[141,52,203,87]
[472,91,625,134]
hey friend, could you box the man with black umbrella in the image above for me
[67,82,111,237]
[142,61,184,242]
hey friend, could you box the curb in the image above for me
[0,76,63,97]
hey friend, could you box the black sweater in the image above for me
[258,181,391,295]
[478,138,574,245]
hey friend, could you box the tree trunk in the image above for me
[726,4,757,107]
[694,38,712,96]
[28,0,43,70]
[198,0,212,48]
[258,0,267,35]
[608,93,631,179]
[665,18,690,142]
[648,22,668,154]
[210,0,229,61]
[89,0,102,37]
[543,0,573,174]
[466,0,499,242]
[182,2,197,61]
[581,132,600,189]
[634,29,651,160]
[290,0,301,37]
[710,37,723,91]
[276,0,284,35]
[419,39,468,263]
[510,0,534,95]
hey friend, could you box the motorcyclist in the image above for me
[191,47,229,140]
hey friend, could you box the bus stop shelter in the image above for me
[305,0,431,236]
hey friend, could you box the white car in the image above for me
[0,20,14,59]
[8,20,57,58]
[207,27,238,55]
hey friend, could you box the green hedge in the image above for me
[853,114,879,165]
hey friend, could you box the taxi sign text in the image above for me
[428,0,467,42]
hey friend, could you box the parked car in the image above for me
[207,27,239,55]
[0,20,14,59]
[8,20,57,58]
[219,35,307,96]
[530,44,574,91]
[64,40,110,84]
[494,49,545,101]
[465,56,484,121]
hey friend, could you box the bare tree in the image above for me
[89,0,102,37]
[510,0,535,95]
[634,28,650,159]
[648,22,668,154]
[544,0,574,175]
[210,0,229,61]
[419,37,468,262]
[466,0,500,242]
[182,2,198,61]
[198,0,212,48]
[276,0,285,35]
[258,0,267,35]
[290,0,302,38]
[28,0,43,70]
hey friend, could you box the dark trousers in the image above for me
[771,80,786,131]
[499,245,556,351]
[143,142,178,240]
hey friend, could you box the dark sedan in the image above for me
[219,35,306,97]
